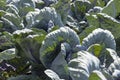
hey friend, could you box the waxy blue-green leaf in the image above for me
[44,0,58,5]
[85,13,99,27]
[79,26,97,43]
[82,28,116,50]
[25,9,41,28]
[102,0,120,18]
[7,0,35,16]
[53,0,70,24]
[13,29,33,60]
[68,51,100,80]
[87,6,103,14]
[71,0,92,21]
[89,70,107,80]
[89,0,105,7]
[108,58,120,74]
[0,48,16,61]
[13,28,46,63]
[89,70,114,80]
[106,48,118,61]
[45,69,64,80]
[6,4,19,17]
[66,15,88,33]
[50,42,71,79]
[0,0,6,10]
[66,15,80,31]
[26,7,64,30]
[88,44,117,68]
[13,28,33,42]
[112,69,120,80]
[0,32,13,51]
[40,27,80,67]
[1,12,24,32]
[108,58,120,80]
[86,13,120,39]
[97,13,120,39]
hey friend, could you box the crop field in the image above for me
[0,0,120,80]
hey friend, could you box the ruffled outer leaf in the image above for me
[7,0,35,16]
[45,69,64,80]
[79,26,96,43]
[108,58,120,74]
[87,44,117,68]
[68,51,100,80]
[97,13,120,39]
[0,10,6,18]
[26,7,64,30]
[50,43,71,79]
[102,0,120,18]
[108,58,120,80]
[13,28,46,63]
[0,0,6,10]
[89,0,105,7]
[1,12,24,32]
[71,0,92,21]
[86,13,120,39]
[0,31,13,51]
[89,70,114,80]
[82,28,116,50]
[40,27,80,67]
[89,70,107,80]
[53,0,70,24]
[0,48,16,61]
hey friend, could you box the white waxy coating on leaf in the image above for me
[0,48,16,61]
[13,28,32,35]
[44,69,64,80]
[108,58,120,74]
[40,27,80,67]
[68,51,100,80]
[82,28,116,50]
[26,7,64,28]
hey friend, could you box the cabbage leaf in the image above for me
[68,51,100,80]
[40,27,80,67]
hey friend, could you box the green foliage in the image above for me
[89,0,106,7]
[40,27,80,67]
[7,0,35,16]
[13,28,46,63]
[53,0,70,24]
[88,44,117,68]
[68,51,100,80]
[45,69,64,80]
[89,71,107,80]
[71,0,92,21]
[26,7,63,31]
[0,0,6,10]
[1,0,120,80]
[102,0,120,18]
[97,13,120,39]
[1,12,24,32]
[0,57,30,80]
[86,13,120,39]
[89,70,113,80]
[82,28,116,50]
[7,75,40,80]
[0,48,16,61]
[50,44,69,79]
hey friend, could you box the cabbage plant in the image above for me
[0,0,120,80]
